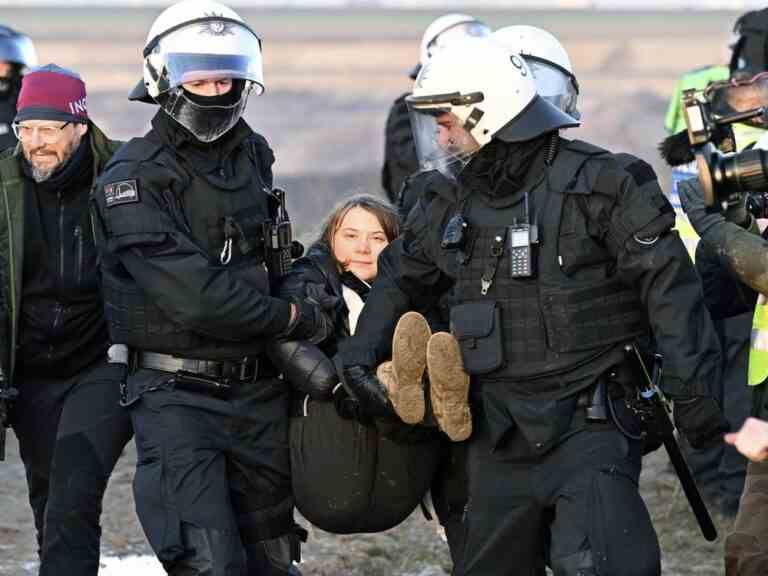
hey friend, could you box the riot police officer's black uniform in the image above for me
[92,110,313,575]
[341,133,726,576]
[0,71,19,150]
[381,93,418,206]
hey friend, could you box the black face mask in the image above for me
[159,79,249,143]
[0,66,21,99]
[182,80,245,107]
[459,135,549,202]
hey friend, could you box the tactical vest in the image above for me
[100,135,275,360]
[449,141,647,382]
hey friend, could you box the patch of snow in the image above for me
[99,555,165,575]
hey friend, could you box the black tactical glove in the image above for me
[304,283,341,314]
[268,340,338,400]
[678,179,728,240]
[679,179,754,244]
[724,195,751,228]
[341,365,396,420]
[284,299,333,344]
[673,396,730,449]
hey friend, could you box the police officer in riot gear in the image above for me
[381,13,490,205]
[91,1,324,574]
[0,25,36,150]
[397,24,581,222]
[341,38,727,576]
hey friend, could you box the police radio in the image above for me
[264,188,303,290]
[509,222,537,278]
[508,192,538,279]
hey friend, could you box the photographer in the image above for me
[677,60,768,572]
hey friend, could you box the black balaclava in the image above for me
[0,63,22,99]
[158,79,248,144]
[459,134,549,205]
[182,79,244,107]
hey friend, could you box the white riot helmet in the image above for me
[407,38,579,180]
[409,14,492,79]
[129,0,264,143]
[0,25,37,96]
[0,26,37,70]
[493,25,580,120]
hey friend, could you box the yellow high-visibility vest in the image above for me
[749,296,768,386]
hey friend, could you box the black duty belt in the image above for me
[137,351,258,382]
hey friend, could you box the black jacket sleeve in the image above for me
[582,155,722,398]
[93,156,292,341]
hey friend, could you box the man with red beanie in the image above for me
[0,63,132,576]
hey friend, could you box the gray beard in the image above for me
[30,165,56,183]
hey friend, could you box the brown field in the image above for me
[0,6,745,575]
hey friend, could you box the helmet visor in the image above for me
[153,20,263,95]
[705,72,768,124]
[527,59,580,119]
[407,102,481,180]
[427,21,491,59]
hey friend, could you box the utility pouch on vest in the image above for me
[450,300,504,375]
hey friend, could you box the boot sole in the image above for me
[389,311,431,424]
[427,332,472,442]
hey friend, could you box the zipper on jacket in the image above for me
[57,191,64,282]
[74,225,83,287]
[47,302,63,361]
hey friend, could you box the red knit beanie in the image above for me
[15,64,87,124]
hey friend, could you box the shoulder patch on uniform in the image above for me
[622,159,657,187]
[104,179,140,208]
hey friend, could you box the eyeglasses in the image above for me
[11,122,71,144]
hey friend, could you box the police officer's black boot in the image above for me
[244,535,302,576]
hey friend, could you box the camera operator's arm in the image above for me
[585,156,727,447]
[695,235,758,319]
[680,178,768,297]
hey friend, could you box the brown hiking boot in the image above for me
[378,311,431,424]
[427,332,472,442]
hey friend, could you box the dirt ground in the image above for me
[0,7,747,575]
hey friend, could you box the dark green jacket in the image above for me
[0,121,122,383]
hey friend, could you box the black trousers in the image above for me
[128,369,298,576]
[10,357,133,576]
[459,409,660,576]
[431,438,468,573]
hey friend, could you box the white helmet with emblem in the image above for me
[129,0,263,142]
[407,37,579,179]
[493,25,580,120]
[410,14,491,79]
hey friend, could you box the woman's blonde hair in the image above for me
[317,194,400,268]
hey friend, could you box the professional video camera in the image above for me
[670,73,768,214]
